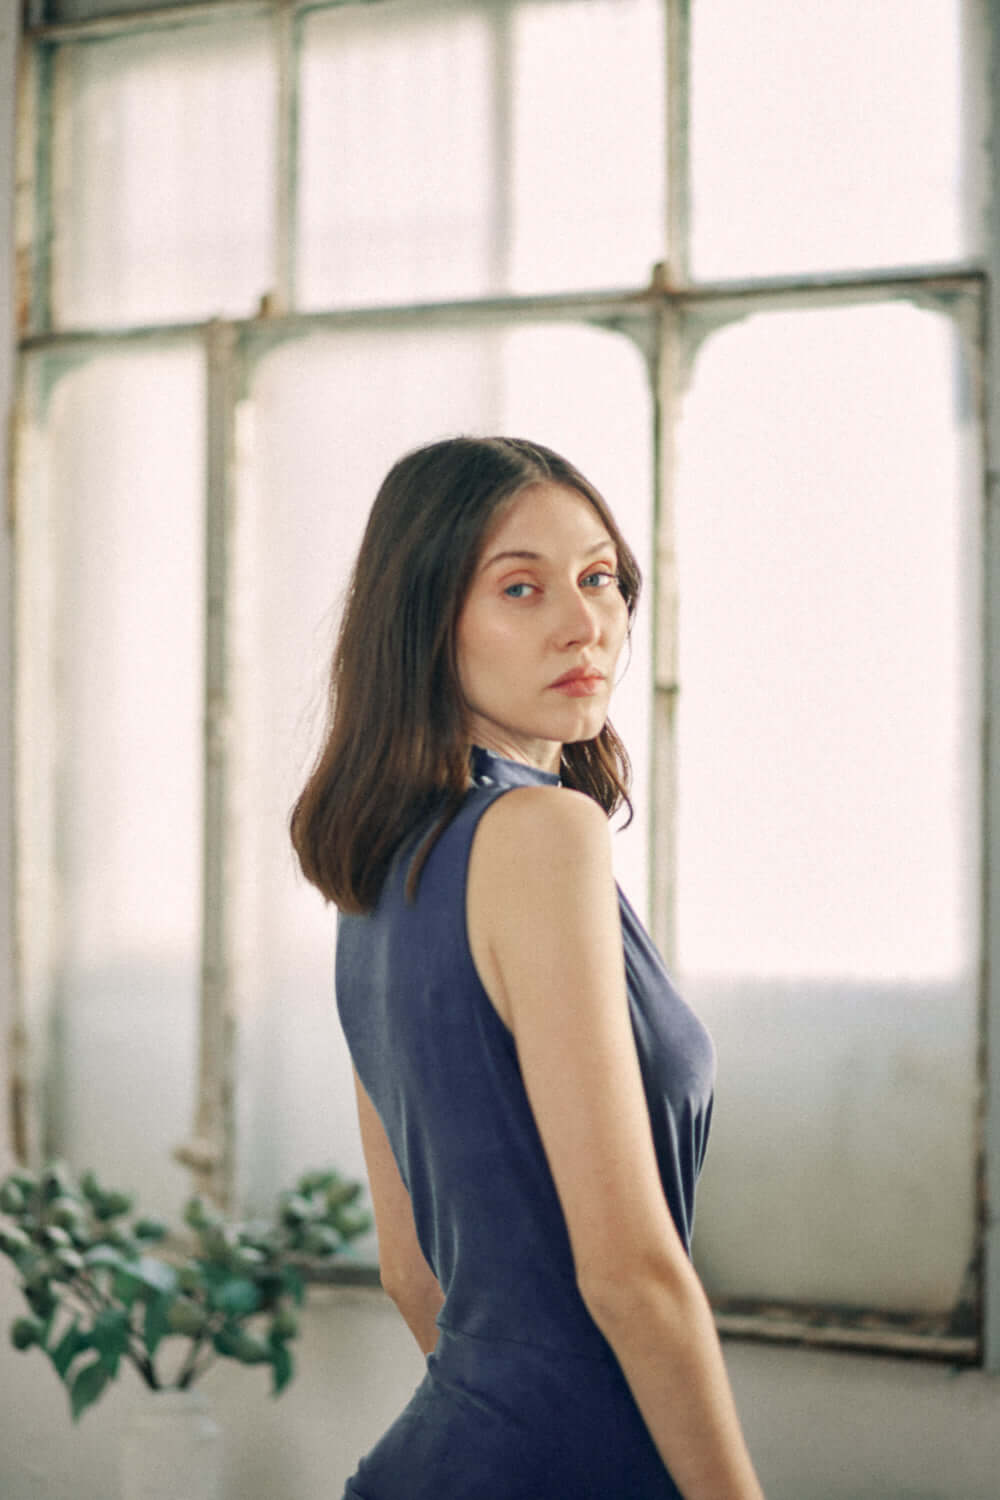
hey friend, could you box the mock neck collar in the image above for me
[470,746,562,790]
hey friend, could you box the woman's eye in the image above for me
[581,570,618,589]
[503,581,535,599]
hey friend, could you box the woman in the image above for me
[291,437,765,1500]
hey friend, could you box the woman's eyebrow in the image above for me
[479,537,615,571]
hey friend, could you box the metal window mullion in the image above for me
[15,264,987,357]
[981,0,1000,1376]
[487,1,513,293]
[652,0,690,967]
[22,43,55,337]
[175,320,240,1208]
[665,0,690,286]
[273,0,300,313]
[25,1,273,45]
[650,302,682,966]
[10,356,61,1170]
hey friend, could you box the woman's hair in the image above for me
[289,435,641,913]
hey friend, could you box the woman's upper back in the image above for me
[335,748,715,1357]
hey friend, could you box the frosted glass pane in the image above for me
[299,0,664,308]
[234,325,651,1212]
[690,0,975,278]
[299,2,495,307]
[508,0,665,292]
[43,350,204,1218]
[52,25,276,327]
[676,304,980,1310]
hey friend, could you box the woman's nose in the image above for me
[553,586,601,647]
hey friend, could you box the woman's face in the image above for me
[455,482,629,773]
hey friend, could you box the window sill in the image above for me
[711,1297,979,1365]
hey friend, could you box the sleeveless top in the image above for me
[335,748,716,1500]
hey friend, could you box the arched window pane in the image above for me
[676,302,980,1310]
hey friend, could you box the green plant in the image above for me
[0,1161,370,1420]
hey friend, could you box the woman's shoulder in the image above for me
[466,784,619,1028]
[470,783,612,884]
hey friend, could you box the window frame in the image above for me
[7,0,998,1371]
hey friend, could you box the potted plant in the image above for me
[0,1160,371,1497]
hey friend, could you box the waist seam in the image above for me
[435,1318,617,1366]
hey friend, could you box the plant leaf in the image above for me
[209,1276,260,1317]
[91,1305,131,1378]
[143,1292,172,1358]
[270,1341,294,1396]
[87,1248,177,1299]
[0,1223,32,1261]
[282,1266,306,1307]
[83,1244,129,1273]
[49,1317,87,1380]
[213,1327,270,1363]
[132,1256,178,1296]
[324,1179,361,1210]
[112,1269,143,1308]
[69,1357,110,1421]
[133,1218,168,1242]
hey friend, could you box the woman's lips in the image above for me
[548,667,605,697]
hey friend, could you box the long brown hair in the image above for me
[290,436,641,913]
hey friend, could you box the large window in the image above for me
[11,0,993,1364]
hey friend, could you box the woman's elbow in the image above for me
[379,1261,421,1312]
[577,1247,703,1340]
[380,1260,443,1319]
[378,1262,403,1306]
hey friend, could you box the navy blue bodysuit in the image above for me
[335,749,716,1500]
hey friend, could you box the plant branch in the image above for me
[63,1275,159,1389]
[175,1331,206,1390]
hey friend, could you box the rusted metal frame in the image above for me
[9,355,61,1171]
[272,0,299,314]
[19,266,984,357]
[713,1309,978,1366]
[21,320,215,351]
[486,0,512,292]
[650,300,678,966]
[981,0,1000,1378]
[173,320,241,1208]
[10,28,65,1168]
[942,281,992,1375]
[23,0,388,43]
[232,283,671,350]
[4,19,28,1172]
[664,0,689,287]
[13,40,39,335]
[962,0,991,261]
[671,261,985,308]
[651,0,690,961]
[20,42,54,336]
[24,1,273,43]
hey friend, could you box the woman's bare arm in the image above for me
[467,786,765,1500]
[353,1068,444,1355]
